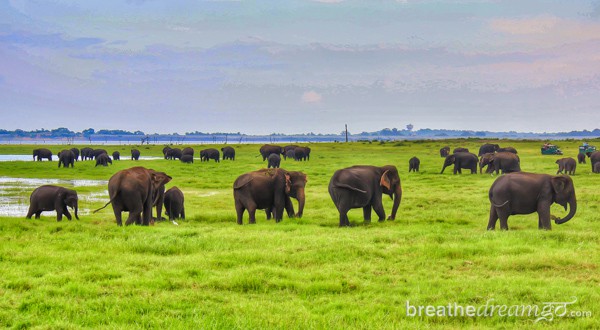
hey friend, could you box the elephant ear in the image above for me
[151,171,172,187]
[380,170,391,190]
[234,174,253,189]
[551,176,569,194]
[285,173,291,194]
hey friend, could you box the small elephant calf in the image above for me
[268,153,281,168]
[164,186,185,220]
[26,185,79,221]
[409,157,420,172]
[556,157,576,175]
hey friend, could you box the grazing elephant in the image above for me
[285,149,295,160]
[589,151,600,172]
[95,153,112,167]
[80,147,93,160]
[453,147,469,153]
[182,147,194,158]
[233,168,306,224]
[112,151,120,160]
[441,152,478,174]
[283,145,298,160]
[409,157,420,172]
[294,146,311,161]
[329,165,402,227]
[268,153,281,168]
[594,162,600,174]
[163,146,172,159]
[70,148,79,162]
[94,166,172,226]
[439,146,450,157]
[91,149,108,159]
[164,186,185,220]
[200,148,220,162]
[556,158,576,175]
[497,147,518,154]
[165,148,182,160]
[487,172,576,230]
[259,144,284,161]
[221,146,235,160]
[131,149,140,160]
[33,148,52,161]
[180,154,194,163]
[479,152,521,175]
[26,185,79,221]
[478,143,499,156]
[57,149,75,168]
[577,153,586,164]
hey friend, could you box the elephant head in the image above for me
[286,171,308,218]
[149,170,172,205]
[440,155,456,174]
[479,153,495,174]
[379,165,402,220]
[61,190,79,220]
[551,176,576,225]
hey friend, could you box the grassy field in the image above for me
[0,139,598,329]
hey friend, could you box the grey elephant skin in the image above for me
[80,147,93,160]
[131,149,140,160]
[329,165,402,227]
[594,162,600,173]
[577,153,586,164]
[164,186,185,220]
[478,144,499,156]
[165,147,182,160]
[441,152,478,174]
[221,146,235,160]
[200,148,220,162]
[182,147,194,158]
[58,149,76,168]
[268,153,281,168]
[479,152,521,175]
[70,148,79,162]
[293,146,311,161]
[94,166,172,226]
[453,147,469,153]
[283,145,298,160]
[556,157,576,175]
[259,144,283,161]
[409,157,420,172]
[33,148,52,161]
[95,153,112,167]
[180,154,194,163]
[26,185,79,221]
[487,172,576,230]
[439,146,450,157]
[497,147,517,154]
[112,151,120,160]
[589,151,600,172]
[91,149,108,159]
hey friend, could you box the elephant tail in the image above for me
[93,191,119,213]
[492,200,510,208]
[333,183,367,194]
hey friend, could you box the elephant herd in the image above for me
[33,147,142,167]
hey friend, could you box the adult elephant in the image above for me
[409,157,420,172]
[439,146,450,158]
[162,146,172,159]
[164,186,185,220]
[294,146,311,161]
[91,149,108,159]
[221,146,235,160]
[285,149,295,160]
[95,153,112,167]
[180,154,194,163]
[478,143,499,156]
[57,149,75,168]
[594,163,600,173]
[441,152,478,174]
[259,144,283,161]
[283,145,298,160]
[329,165,402,227]
[479,152,521,175]
[80,147,93,160]
[112,151,120,161]
[453,147,469,153]
[182,147,194,158]
[487,172,576,230]
[588,151,600,172]
[165,148,182,160]
[70,148,79,162]
[556,158,576,175]
[94,167,172,226]
[200,148,220,162]
[26,185,79,221]
[33,148,52,161]
[131,149,140,160]
[577,153,586,164]
[268,153,281,168]
[497,147,518,154]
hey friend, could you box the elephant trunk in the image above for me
[387,185,402,220]
[440,165,447,174]
[554,197,576,225]
[296,188,305,218]
[74,201,79,220]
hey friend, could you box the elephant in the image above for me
[162,146,172,159]
[165,148,182,160]
[164,186,185,220]
[268,153,281,168]
[479,152,521,175]
[200,148,220,162]
[221,146,235,160]
[441,152,478,174]
[577,153,586,164]
[478,143,499,156]
[80,147,93,160]
[33,148,52,161]
[182,147,194,158]
[594,162,600,173]
[91,149,108,159]
[57,149,75,168]
[439,146,450,157]
[112,151,120,161]
[70,148,79,162]
[233,168,306,224]
[283,145,298,159]
[329,165,402,227]
[95,153,112,167]
[26,185,79,221]
[409,157,420,172]
[259,144,284,161]
[131,149,140,160]
[293,146,311,161]
[453,147,469,153]
[556,158,576,175]
[94,166,172,226]
[588,151,600,172]
[180,154,194,163]
[285,149,296,160]
[497,147,518,154]
[487,172,576,230]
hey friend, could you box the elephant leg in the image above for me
[363,206,372,223]
[486,205,501,230]
[371,199,386,222]
[113,209,123,226]
[125,211,141,226]
[26,206,35,219]
[56,210,63,221]
[339,210,350,227]
[265,209,272,220]
[247,207,257,224]
[181,207,185,220]
[35,211,42,219]
[537,203,552,230]
[285,197,295,218]
[235,200,246,225]
[63,208,72,221]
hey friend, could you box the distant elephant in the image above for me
[409,157,420,172]
[26,185,79,221]
[283,145,298,159]
[70,148,79,162]
[487,172,576,230]
[233,168,306,224]
[94,166,172,226]
[497,147,518,154]
[594,162,600,174]
[164,186,185,220]
[439,146,450,157]
[95,153,112,167]
[200,148,220,162]
[259,144,283,161]
[180,154,194,163]
[165,148,182,160]
[285,149,295,160]
[478,144,499,156]
[556,158,576,175]
[268,153,281,168]
[80,147,93,160]
[589,151,600,172]
[33,148,52,161]
[91,149,108,159]
[577,153,586,164]
[162,146,172,159]
[182,147,194,158]
[479,152,521,175]
[57,149,75,168]
[131,149,140,160]
[112,151,120,160]
[441,152,478,174]
[294,146,311,161]
[453,147,469,153]
[221,146,235,160]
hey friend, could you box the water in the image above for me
[0,155,162,162]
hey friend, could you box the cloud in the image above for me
[302,90,322,103]
[311,0,344,3]
[490,16,560,35]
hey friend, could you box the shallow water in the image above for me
[0,155,162,162]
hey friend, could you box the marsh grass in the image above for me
[0,140,598,328]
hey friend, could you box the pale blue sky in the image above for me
[2,1,600,134]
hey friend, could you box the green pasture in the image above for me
[0,139,598,329]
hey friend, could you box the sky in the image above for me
[1,0,600,135]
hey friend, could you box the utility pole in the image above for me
[345,124,348,143]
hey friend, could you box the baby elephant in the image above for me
[95,153,112,167]
[164,186,185,220]
[556,158,576,175]
[26,185,79,221]
[409,157,420,172]
[268,153,281,168]
[180,154,194,163]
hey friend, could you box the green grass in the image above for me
[0,140,598,329]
